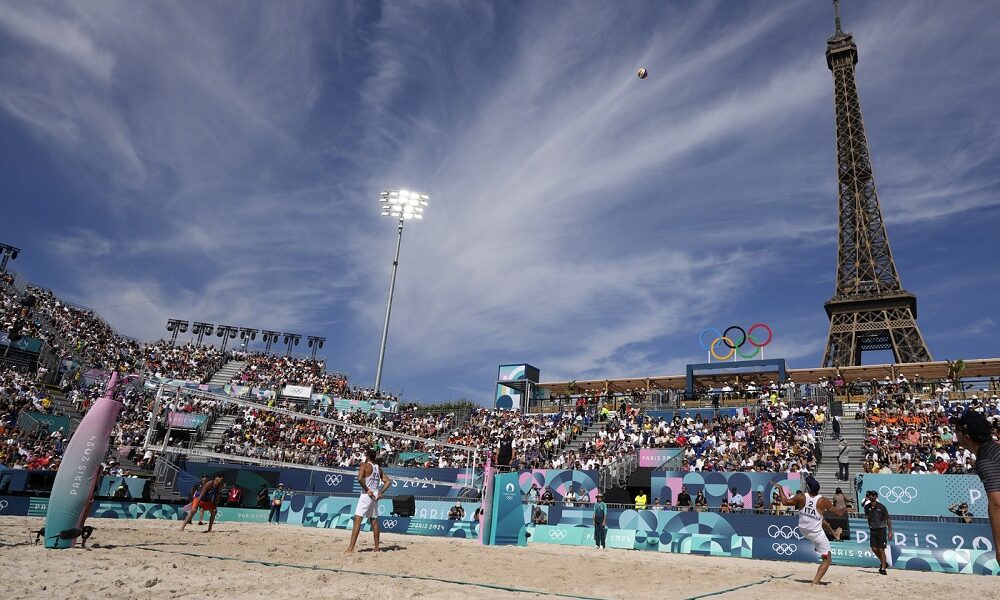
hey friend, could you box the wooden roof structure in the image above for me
[537,358,1000,396]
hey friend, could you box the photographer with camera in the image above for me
[861,489,893,575]
[948,502,974,524]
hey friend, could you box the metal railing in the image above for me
[153,454,183,494]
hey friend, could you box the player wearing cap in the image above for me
[861,489,892,575]
[593,492,608,549]
[772,475,848,586]
[950,409,1000,558]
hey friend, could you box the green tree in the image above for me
[946,359,967,399]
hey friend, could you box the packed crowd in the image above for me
[27,286,142,371]
[0,365,65,469]
[858,395,999,475]
[142,341,225,382]
[230,353,397,402]
[214,405,455,467]
[230,353,348,394]
[1,274,42,343]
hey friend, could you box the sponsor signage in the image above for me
[637,448,683,468]
[282,385,313,399]
[166,412,208,430]
[856,474,989,518]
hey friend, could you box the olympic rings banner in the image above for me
[855,474,989,518]
[529,508,999,576]
[698,323,772,361]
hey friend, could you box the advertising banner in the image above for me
[0,333,42,352]
[490,471,527,546]
[166,411,209,430]
[855,473,988,518]
[638,448,684,468]
[651,471,800,509]
[282,385,313,399]
[529,506,999,576]
[0,495,30,517]
[44,374,123,549]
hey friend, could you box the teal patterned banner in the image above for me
[855,473,988,518]
[528,507,999,576]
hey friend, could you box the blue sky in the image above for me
[1,1,998,404]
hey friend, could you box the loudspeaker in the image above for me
[390,495,415,518]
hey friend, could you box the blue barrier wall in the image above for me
[531,506,998,576]
[177,463,479,499]
[855,473,988,518]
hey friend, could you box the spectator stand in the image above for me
[145,386,481,489]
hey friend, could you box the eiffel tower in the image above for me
[821,1,932,367]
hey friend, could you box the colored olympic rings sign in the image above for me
[772,543,797,555]
[878,486,917,503]
[767,525,802,540]
[699,323,772,360]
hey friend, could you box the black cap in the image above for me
[949,410,992,442]
[805,475,820,495]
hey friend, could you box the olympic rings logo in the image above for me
[324,474,342,486]
[381,519,398,528]
[772,543,797,555]
[767,525,802,540]
[0,500,7,511]
[878,486,917,503]
[548,529,568,540]
[699,323,772,360]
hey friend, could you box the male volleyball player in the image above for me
[180,473,224,533]
[950,409,1000,558]
[772,475,848,586]
[346,448,392,553]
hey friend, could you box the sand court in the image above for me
[2,516,997,599]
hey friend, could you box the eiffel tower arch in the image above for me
[821,1,931,367]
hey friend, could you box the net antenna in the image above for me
[144,384,482,489]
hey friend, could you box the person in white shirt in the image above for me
[729,487,744,511]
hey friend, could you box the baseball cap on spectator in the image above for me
[949,411,992,442]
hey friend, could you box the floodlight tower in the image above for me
[282,332,301,357]
[215,325,238,352]
[0,243,20,274]
[238,327,258,351]
[191,322,214,347]
[374,189,428,393]
[261,330,281,355]
[165,319,189,347]
[307,336,325,359]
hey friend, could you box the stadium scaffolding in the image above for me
[144,384,483,489]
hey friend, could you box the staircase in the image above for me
[208,360,246,387]
[193,413,239,455]
[813,417,864,507]
[42,384,84,435]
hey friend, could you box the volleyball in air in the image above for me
[637,68,648,79]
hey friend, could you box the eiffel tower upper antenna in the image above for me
[833,0,843,35]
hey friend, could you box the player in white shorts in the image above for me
[773,475,848,585]
[346,448,392,553]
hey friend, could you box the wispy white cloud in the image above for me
[1,1,998,401]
